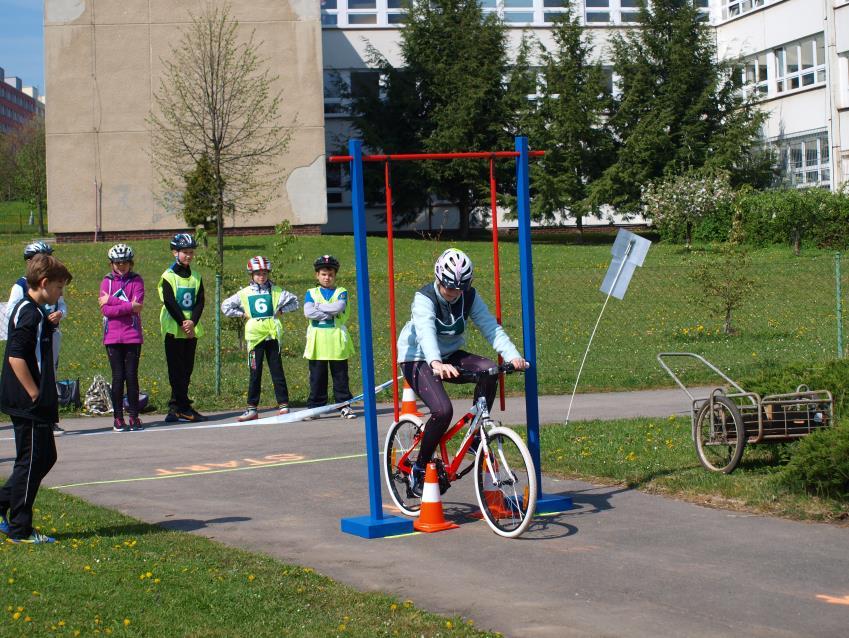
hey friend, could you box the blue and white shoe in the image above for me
[6,529,56,544]
[0,515,10,536]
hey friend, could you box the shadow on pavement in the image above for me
[155,516,252,531]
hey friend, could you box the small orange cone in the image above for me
[401,380,423,417]
[413,463,459,533]
[473,457,514,520]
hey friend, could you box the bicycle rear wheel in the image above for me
[383,418,423,517]
[474,427,536,538]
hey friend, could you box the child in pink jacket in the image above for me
[99,244,145,432]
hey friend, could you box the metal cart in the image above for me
[657,352,833,473]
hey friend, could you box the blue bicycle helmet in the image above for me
[170,233,198,250]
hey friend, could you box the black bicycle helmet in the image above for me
[170,233,198,250]
[314,254,340,272]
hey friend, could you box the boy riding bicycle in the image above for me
[397,248,528,497]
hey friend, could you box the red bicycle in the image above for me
[383,363,537,538]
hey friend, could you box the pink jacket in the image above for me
[100,271,145,345]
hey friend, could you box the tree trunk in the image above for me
[459,203,469,239]
[723,306,736,335]
[792,227,801,256]
[686,221,692,249]
[575,213,584,244]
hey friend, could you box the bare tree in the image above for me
[12,118,47,236]
[148,1,289,270]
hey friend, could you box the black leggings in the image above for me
[107,343,141,418]
[400,350,497,467]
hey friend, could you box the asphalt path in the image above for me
[2,387,847,637]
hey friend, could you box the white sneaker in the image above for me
[339,406,357,419]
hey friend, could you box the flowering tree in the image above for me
[642,171,734,246]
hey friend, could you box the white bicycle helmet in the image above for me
[434,248,473,290]
[23,241,53,260]
[108,243,135,263]
[247,256,272,273]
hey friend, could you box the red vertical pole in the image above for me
[489,157,506,411]
[385,161,400,421]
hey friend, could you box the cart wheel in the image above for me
[694,395,745,473]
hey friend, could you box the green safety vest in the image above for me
[238,285,284,351]
[303,286,354,361]
[158,268,204,339]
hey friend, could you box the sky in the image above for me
[0,2,44,94]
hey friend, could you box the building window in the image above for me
[323,69,382,116]
[326,162,347,205]
[741,52,769,97]
[775,34,826,93]
[776,132,830,188]
[722,0,768,20]
[321,0,704,28]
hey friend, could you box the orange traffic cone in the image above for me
[413,463,459,533]
[473,457,514,520]
[401,380,423,417]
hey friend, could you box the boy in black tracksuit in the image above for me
[0,254,72,544]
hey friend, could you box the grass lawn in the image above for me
[538,415,849,522]
[0,200,44,237]
[0,489,494,637]
[0,231,844,411]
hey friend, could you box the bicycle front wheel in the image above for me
[474,427,537,538]
[383,418,423,517]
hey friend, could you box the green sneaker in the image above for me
[7,530,56,544]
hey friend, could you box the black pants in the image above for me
[307,359,352,408]
[401,351,497,467]
[107,343,142,418]
[247,339,289,406]
[164,334,197,413]
[0,418,57,539]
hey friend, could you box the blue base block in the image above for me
[536,493,574,515]
[340,514,414,539]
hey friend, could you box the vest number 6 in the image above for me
[254,298,268,314]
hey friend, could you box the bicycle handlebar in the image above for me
[451,362,526,381]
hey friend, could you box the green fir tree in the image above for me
[590,0,764,214]
[528,8,614,233]
[351,0,511,236]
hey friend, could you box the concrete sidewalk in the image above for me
[2,387,847,637]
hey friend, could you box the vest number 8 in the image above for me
[181,292,193,308]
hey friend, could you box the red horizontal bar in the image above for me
[329,150,545,163]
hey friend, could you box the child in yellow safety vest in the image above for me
[158,233,207,423]
[303,255,356,419]
[222,256,299,422]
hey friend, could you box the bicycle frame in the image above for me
[396,395,490,483]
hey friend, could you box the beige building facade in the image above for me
[45,0,327,239]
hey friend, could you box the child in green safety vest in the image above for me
[221,256,299,422]
[157,233,207,423]
[303,255,356,419]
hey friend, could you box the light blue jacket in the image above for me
[397,282,521,364]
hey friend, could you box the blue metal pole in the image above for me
[515,136,572,515]
[340,140,413,538]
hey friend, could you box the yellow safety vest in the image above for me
[303,286,354,361]
[238,286,284,352]
[158,268,204,339]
